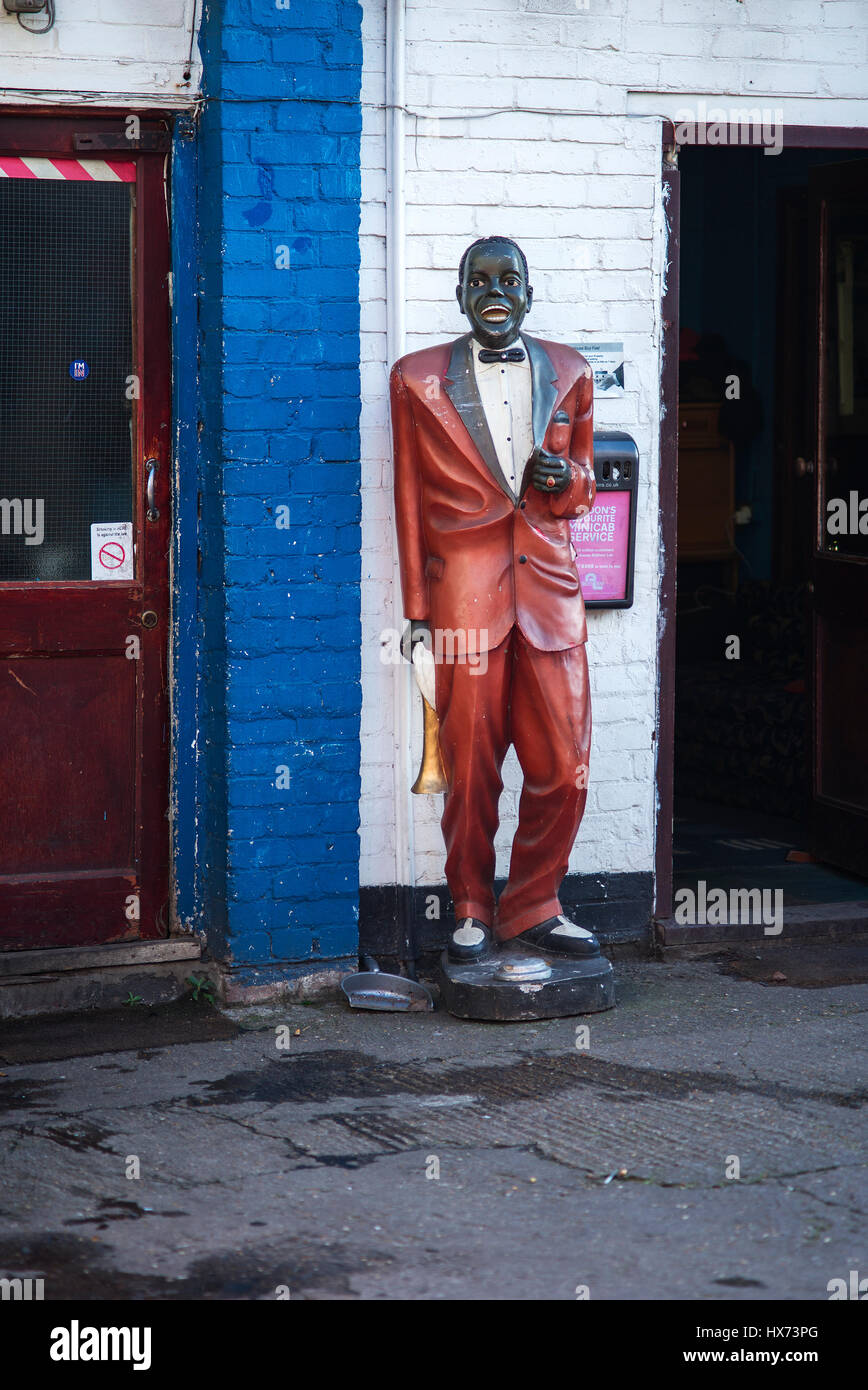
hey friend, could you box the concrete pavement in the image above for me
[0,948,865,1300]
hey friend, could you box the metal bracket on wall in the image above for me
[174,114,198,143]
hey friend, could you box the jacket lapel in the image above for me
[525,333,559,452]
[516,334,560,496]
[443,334,515,500]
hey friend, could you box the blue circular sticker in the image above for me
[69,360,89,379]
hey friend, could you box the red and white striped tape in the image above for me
[0,156,136,182]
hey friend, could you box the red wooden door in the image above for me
[809,160,868,877]
[0,118,170,949]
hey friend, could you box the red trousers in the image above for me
[434,626,591,941]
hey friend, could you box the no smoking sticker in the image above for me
[91,522,133,581]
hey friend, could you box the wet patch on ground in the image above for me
[37,1119,117,1154]
[0,1077,61,1114]
[187,1047,867,1115]
[0,1231,392,1300]
[0,999,240,1065]
[713,1275,767,1288]
[63,1198,189,1229]
[714,943,868,989]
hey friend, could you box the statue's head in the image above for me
[456,236,533,350]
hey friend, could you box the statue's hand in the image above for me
[411,640,436,707]
[401,622,435,705]
[401,621,431,663]
[529,447,571,495]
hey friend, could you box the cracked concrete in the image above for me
[0,954,866,1299]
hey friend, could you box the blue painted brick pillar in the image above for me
[198,0,363,980]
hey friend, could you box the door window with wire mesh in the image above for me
[0,175,135,581]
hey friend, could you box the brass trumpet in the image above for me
[412,694,447,795]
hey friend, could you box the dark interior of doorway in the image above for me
[674,144,868,907]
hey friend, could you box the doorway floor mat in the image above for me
[674,798,868,904]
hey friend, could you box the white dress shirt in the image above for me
[471,335,533,498]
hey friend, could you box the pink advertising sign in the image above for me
[571,491,631,602]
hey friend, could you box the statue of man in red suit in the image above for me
[390,236,600,965]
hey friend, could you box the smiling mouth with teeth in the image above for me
[480,304,511,322]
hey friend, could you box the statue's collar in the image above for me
[441,333,560,498]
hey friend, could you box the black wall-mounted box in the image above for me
[573,430,639,610]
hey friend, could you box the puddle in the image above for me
[0,1231,391,1300]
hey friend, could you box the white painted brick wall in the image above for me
[359,0,868,893]
[0,0,200,104]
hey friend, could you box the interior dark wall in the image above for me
[679,145,855,582]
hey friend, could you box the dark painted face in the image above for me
[456,241,532,349]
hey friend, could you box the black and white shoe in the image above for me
[515,914,600,959]
[448,917,494,963]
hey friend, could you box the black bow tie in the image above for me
[478,347,526,363]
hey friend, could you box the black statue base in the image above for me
[435,947,616,1021]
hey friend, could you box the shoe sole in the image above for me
[512,934,601,961]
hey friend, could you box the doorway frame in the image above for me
[655,122,868,924]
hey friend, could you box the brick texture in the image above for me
[358,0,868,891]
[0,0,200,102]
[200,0,363,967]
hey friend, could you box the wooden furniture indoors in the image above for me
[676,401,737,590]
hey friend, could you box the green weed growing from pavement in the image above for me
[187,974,216,1005]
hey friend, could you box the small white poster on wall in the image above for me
[574,341,625,396]
[91,522,133,581]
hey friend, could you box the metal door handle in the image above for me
[145,457,159,521]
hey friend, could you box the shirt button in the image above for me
[519,501,526,509]
[519,555,527,564]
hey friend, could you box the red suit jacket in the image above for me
[390,332,595,655]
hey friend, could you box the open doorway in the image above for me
[673,142,868,917]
